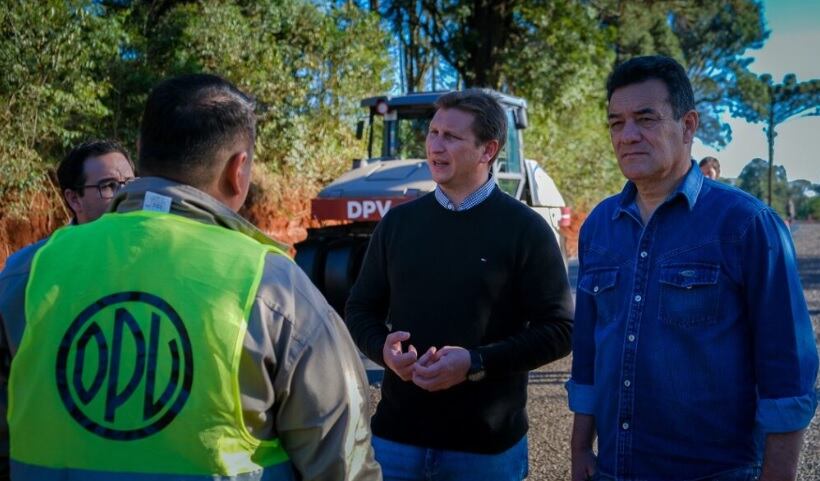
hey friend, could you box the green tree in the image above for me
[733,73,820,205]
[381,0,771,208]
[382,0,437,92]
[737,157,789,217]
[137,0,391,183]
[383,0,621,208]
[797,196,820,220]
[0,0,393,232]
[788,179,813,220]
[0,0,125,212]
[419,0,519,89]
[507,3,622,209]
[594,0,769,148]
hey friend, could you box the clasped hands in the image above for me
[382,331,471,392]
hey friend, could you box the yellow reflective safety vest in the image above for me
[9,210,294,480]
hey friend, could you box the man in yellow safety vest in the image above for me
[0,73,380,481]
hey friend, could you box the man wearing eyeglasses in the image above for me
[57,139,136,225]
[0,140,136,472]
[0,139,134,271]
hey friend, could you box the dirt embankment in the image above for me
[0,187,68,269]
[559,211,586,259]
[1,172,587,267]
[0,173,323,269]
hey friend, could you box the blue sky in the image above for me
[691,0,820,183]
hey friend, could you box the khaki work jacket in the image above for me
[0,176,381,481]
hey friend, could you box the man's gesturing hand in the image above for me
[383,331,418,381]
[411,346,471,392]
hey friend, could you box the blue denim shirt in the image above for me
[566,162,818,480]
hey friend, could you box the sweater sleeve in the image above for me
[344,216,392,367]
[477,215,574,374]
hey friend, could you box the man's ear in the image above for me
[481,139,501,165]
[223,150,249,197]
[682,110,699,144]
[64,189,82,216]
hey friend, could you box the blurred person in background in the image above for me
[699,155,721,180]
[58,139,136,225]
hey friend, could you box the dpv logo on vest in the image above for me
[56,291,194,440]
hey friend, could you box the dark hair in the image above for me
[699,156,720,169]
[435,89,507,162]
[57,139,133,194]
[606,55,695,120]
[138,73,256,186]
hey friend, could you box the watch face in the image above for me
[467,350,485,381]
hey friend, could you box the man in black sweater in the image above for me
[346,89,573,480]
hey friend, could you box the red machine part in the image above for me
[559,206,572,227]
[311,196,417,222]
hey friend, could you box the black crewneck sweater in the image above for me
[346,188,573,453]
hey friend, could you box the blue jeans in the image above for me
[372,435,528,481]
[591,465,761,481]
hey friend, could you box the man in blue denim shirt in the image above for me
[566,55,818,481]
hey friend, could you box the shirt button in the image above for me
[640,251,648,258]
[593,286,599,293]
[634,295,642,302]
[624,380,631,387]
[628,334,636,342]
[622,422,630,430]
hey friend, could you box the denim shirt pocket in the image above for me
[658,263,721,327]
[578,267,619,323]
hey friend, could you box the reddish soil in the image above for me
[0,187,69,270]
[1,174,587,267]
[238,172,332,255]
[0,176,320,268]
[559,211,586,259]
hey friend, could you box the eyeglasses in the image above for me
[79,178,135,199]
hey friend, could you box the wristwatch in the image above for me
[466,350,486,382]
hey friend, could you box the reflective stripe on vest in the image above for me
[11,459,296,481]
[10,211,291,477]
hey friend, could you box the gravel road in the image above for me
[368,222,820,479]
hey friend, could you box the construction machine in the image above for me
[295,91,570,315]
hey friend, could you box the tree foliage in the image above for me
[788,179,818,220]
[733,73,820,204]
[384,0,621,208]
[382,0,437,92]
[798,196,820,220]
[594,0,769,148]
[379,0,776,208]
[737,157,789,217]
[0,0,125,212]
[0,0,391,217]
[3,0,814,222]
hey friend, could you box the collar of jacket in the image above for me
[110,176,290,252]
